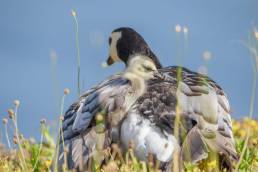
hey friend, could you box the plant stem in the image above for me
[236,72,256,170]
[4,124,11,149]
[236,29,257,169]
[33,124,44,171]
[13,106,28,171]
[53,94,66,171]
[71,10,81,97]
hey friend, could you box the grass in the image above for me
[0,111,257,172]
[71,9,81,97]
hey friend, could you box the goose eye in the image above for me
[143,65,154,72]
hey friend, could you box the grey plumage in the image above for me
[57,55,159,171]
[119,66,238,171]
[58,27,238,172]
[107,27,237,170]
[57,74,131,170]
[59,66,237,171]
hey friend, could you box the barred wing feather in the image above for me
[58,74,131,170]
[159,66,237,164]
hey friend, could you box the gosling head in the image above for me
[123,55,162,80]
[105,27,162,69]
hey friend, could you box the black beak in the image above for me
[153,71,164,80]
[106,56,115,66]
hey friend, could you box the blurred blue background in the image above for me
[0,0,257,141]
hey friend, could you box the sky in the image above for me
[0,0,257,141]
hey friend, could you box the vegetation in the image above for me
[0,109,257,172]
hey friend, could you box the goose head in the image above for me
[105,27,162,69]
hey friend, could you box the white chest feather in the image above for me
[120,112,178,162]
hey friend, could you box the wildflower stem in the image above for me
[236,29,257,170]
[53,132,60,172]
[175,25,182,65]
[13,106,28,171]
[4,123,11,149]
[174,24,183,172]
[71,9,81,97]
[32,124,44,171]
[236,72,256,170]
[141,161,147,172]
[248,58,257,121]
[183,26,188,62]
[54,94,67,171]
[60,120,67,169]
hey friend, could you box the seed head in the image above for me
[71,9,77,17]
[2,118,8,124]
[183,26,188,34]
[29,137,36,144]
[59,115,64,121]
[175,24,181,33]
[13,137,17,144]
[64,88,70,95]
[13,133,18,138]
[14,100,20,107]
[7,109,14,119]
[96,114,103,122]
[101,61,108,68]
[40,118,46,125]
[254,29,258,39]
[203,51,212,61]
[64,146,69,153]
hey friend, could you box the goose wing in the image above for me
[138,66,237,166]
[58,74,131,170]
[159,66,237,164]
[62,74,130,139]
[136,78,196,139]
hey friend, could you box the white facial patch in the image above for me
[109,31,122,62]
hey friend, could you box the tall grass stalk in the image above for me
[183,26,188,62]
[3,120,11,149]
[32,123,45,171]
[12,105,28,171]
[174,24,183,172]
[53,89,69,171]
[175,24,182,65]
[60,95,66,152]
[71,9,81,97]
[236,28,258,170]
[140,161,147,172]
[50,50,61,116]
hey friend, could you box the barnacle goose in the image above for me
[104,27,238,171]
[56,30,162,171]
[58,27,238,171]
